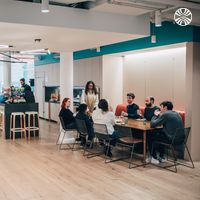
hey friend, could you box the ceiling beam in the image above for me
[0,0,149,36]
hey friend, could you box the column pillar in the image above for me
[3,53,11,88]
[60,52,73,110]
[186,42,200,161]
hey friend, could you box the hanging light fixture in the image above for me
[41,0,49,13]
[155,10,162,27]
[0,45,9,49]
[20,48,50,55]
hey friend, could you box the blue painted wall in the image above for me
[34,22,200,66]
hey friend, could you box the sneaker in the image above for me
[158,156,167,163]
[150,157,160,164]
[145,157,151,163]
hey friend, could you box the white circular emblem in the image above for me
[174,8,192,26]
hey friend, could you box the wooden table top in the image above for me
[115,118,162,131]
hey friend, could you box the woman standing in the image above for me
[81,81,99,115]
[59,98,76,129]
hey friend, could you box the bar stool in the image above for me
[0,110,4,136]
[10,112,26,141]
[25,111,39,140]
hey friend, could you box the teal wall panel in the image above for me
[34,22,199,65]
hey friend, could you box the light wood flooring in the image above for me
[0,119,200,200]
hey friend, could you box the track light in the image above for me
[155,10,162,27]
[151,35,156,43]
[41,0,49,13]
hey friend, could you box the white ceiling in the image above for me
[0,22,140,53]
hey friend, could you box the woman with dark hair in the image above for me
[92,99,119,157]
[75,103,94,145]
[59,98,76,129]
[81,81,99,115]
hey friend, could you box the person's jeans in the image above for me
[109,130,119,146]
[148,131,171,159]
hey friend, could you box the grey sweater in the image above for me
[151,110,184,140]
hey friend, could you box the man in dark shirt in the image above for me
[75,103,94,144]
[144,96,160,121]
[20,78,32,92]
[149,101,184,163]
[121,93,142,119]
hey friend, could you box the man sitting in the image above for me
[144,96,160,121]
[121,93,142,119]
[149,101,184,164]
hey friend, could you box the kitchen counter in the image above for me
[0,103,39,139]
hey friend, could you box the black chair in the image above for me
[113,125,144,168]
[92,123,114,163]
[173,127,194,169]
[151,127,194,173]
[74,118,90,151]
[56,116,76,150]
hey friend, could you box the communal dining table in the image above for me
[116,118,162,163]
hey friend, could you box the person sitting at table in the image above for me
[75,103,94,146]
[144,96,160,121]
[92,99,119,157]
[121,93,142,119]
[59,98,76,130]
[149,101,184,164]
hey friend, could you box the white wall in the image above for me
[74,56,102,96]
[123,47,186,110]
[102,55,123,111]
[35,63,60,86]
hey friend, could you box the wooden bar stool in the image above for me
[0,110,4,136]
[10,112,26,141]
[25,111,39,140]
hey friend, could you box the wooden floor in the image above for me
[0,119,199,200]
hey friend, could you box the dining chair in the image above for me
[113,125,144,168]
[151,127,194,173]
[56,116,76,150]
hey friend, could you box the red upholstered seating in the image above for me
[139,107,145,115]
[177,111,185,125]
[115,104,185,125]
[115,104,127,116]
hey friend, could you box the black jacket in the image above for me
[59,108,75,128]
[75,111,94,140]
